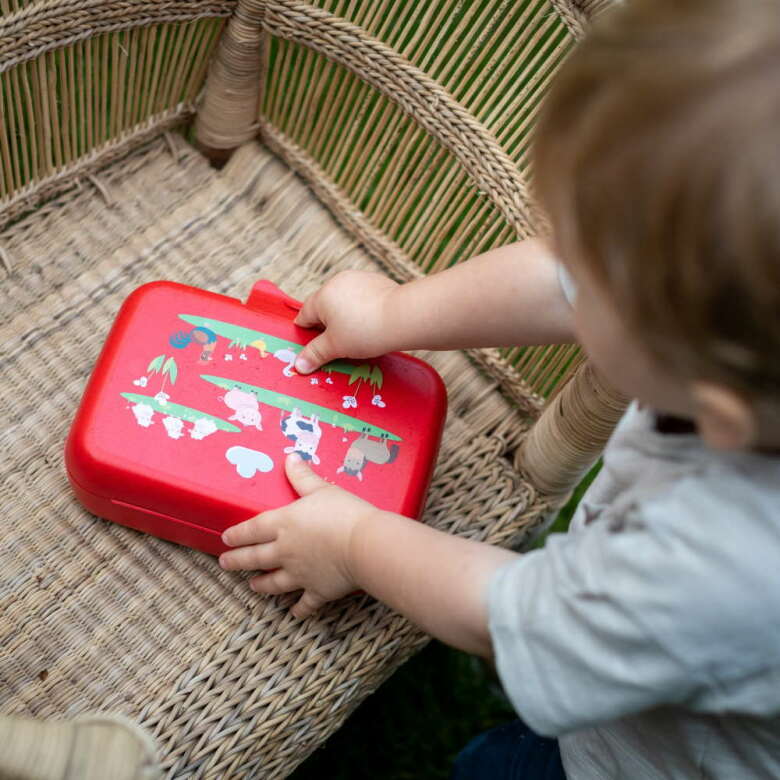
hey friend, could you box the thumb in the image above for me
[295,332,336,374]
[285,453,330,496]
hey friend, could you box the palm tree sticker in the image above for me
[134,354,179,404]
[343,364,385,409]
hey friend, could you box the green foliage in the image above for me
[531,460,602,548]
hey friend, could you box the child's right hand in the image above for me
[293,270,399,373]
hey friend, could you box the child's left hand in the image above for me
[218,454,380,619]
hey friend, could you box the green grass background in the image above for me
[291,464,600,779]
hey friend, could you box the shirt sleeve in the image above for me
[486,471,778,737]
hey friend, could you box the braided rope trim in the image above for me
[575,0,616,21]
[0,104,194,232]
[551,0,616,39]
[263,0,541,239]
[0,0,235,75]
[549,0,589,39]
[260,118,546,418]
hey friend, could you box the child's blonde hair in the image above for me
[534,0,780,403]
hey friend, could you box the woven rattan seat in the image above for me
[1,0,626,776]
[1,136,542,776]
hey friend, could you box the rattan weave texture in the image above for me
[0,136,550,778]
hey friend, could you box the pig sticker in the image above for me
[280,408,322,465]
[337,429,399,481]
[221,388,263,431]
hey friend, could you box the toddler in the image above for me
[220,1,780,776]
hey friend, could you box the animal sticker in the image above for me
[221,388,263,430]
[131,402,155,428]
[280,408,323,465]
[191,418,219,440]
[122,391,240,439]
[169,326,218,363]
[162,416,185,439]
[199,375,402,447]
[273,348,298,377]
[337,429,399,481]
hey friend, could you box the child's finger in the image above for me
[285,453,331,496]
[294,332,336,374]
[222,511,278,547]
[291,590,327,619]
[293,293,322,329]
[249,568,298,595]
[218,542,279,571]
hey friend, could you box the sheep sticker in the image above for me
[337,429,399,481]
[162,416,185,439]
[280,408,323,464]
[190,418,218,440]
[131,403,155,428]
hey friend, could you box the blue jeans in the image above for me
[451,720,566,780]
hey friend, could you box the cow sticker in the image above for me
[281,408,323,465]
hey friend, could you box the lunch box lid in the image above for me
[66,280,447,538]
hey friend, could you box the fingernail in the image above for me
[288,452,302,464]
[221,531,232,546]
[295,356,313,374]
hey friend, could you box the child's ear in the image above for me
[691,382,756,451]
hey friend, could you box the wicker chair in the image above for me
[0,0,626,777]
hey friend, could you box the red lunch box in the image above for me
[65,280,447,556]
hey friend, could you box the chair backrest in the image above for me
[199,0,597,407]
[194,0,627,497]
[0,0,230,226]
[0,0,627,500]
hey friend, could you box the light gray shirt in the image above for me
[488,402,780,779]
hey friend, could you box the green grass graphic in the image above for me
[199,375,401,441]
[177,314,376,380]
[121,393,241,432]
